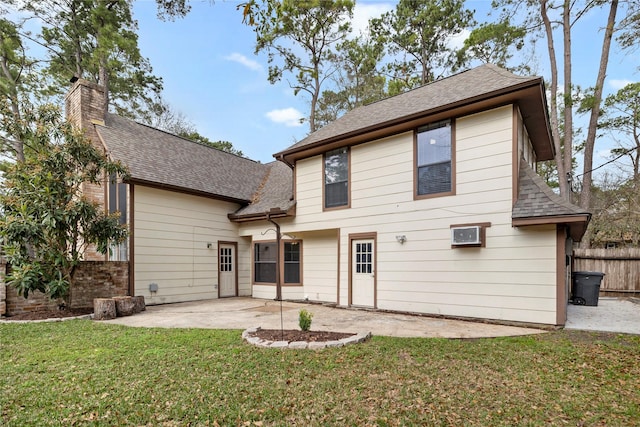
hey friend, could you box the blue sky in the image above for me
[131,1,637,171]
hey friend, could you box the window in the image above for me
[416,120,453,196]
[108,173,128,260]
[254,242,277,283]
[220,246,233,272]
[108,173,127,224]
[355,241,373,274]
[253,241,302,285]
[283,242,300,284]
[324,147,349,209]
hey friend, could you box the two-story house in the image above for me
[67,64,589,326]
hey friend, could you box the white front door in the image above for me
[219,243,236,297]
[351,239,375,307]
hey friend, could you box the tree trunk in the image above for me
[0,56,25,162]
[579,0,618,248]
[562,0,573,196]
[113,296,135,317]
[99,55,110,113]
[540,0,569,198]
[93,298,116,320]
[132,295,146,313]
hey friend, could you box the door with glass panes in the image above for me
[351,238,375,307]
[218,243,237,297]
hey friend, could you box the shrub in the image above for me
[299,309,313,331]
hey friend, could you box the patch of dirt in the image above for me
[250,329,355,343]
[2,307,93,321]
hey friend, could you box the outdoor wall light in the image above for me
[206,242,213,249]
[396,235,407,244]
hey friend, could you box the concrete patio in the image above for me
[102,296,640,338]
[104,297,547,339]
[565,297,640,335]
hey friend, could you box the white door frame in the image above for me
[349,232,377,308]
[218,241,238,298]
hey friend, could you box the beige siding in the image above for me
[298,230,339,303]
[134,186,249,304]
[238,223,338,302]
[240,105,559,325]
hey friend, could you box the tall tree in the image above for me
[0,17,40,162]
[253,0,354,133]
[0,19,28,161]
[493,0,634,219]
[178,131,245,157]
[370,0,474,94]
[588,176,640,248]
[577,0,618,221]
[0,103,128,301]
[457,20,528,73]
[21,0,163,118]
[315,34,386,128]
[599,83,640,180]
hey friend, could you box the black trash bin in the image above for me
[571,271,605,306]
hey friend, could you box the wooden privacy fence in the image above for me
[573,248,640,296]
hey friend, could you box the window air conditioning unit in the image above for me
[451,226,481,246]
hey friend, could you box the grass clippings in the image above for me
[1,320,639,426]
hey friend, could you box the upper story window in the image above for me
[108,172,127,225]
[324,147,349,209]
[108,173,128,261]
[416,120,454,198]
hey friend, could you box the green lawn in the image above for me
[1,321,639,426]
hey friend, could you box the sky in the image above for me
[126,1,637,171]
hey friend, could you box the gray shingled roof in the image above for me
[231,161,295,218]
[96,114,270,202]
[277,64,542,155]
[513,159,589,219]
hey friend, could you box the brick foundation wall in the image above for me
[1,261,129,316]
[70,261,129,308]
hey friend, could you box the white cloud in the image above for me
[351,2,394,36]
[224,53,262,72]
[609,79,635,90]
[266,108,304,127]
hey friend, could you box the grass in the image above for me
[1,321,639,426]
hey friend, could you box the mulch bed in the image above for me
[249,329,355,343]
[2,307,93,321]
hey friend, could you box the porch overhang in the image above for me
[512,213,591,242]
[228,205,296,223]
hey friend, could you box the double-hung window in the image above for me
[324,147,349,209]
[254,242,277,283]
[416,120,454,197]
[253,241,301,285]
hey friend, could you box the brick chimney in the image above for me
[65,78,106,148]
[65,78,109,261]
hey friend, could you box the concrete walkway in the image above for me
[104,298,546,339]
[565,297,640,335]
